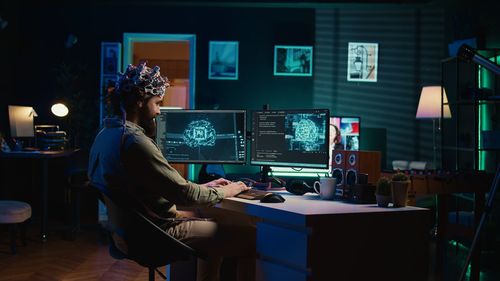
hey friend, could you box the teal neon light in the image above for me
[477,54,499,171]
[270,167,330,178]
[271,172,326,178]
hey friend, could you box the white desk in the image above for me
[217,192,430,281]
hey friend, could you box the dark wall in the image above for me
[1,1,498,171]
[196,9,315,111]
[314,6,446,169]
[312,0,500,169]
[0,3,314,149]
[443,0,500,48]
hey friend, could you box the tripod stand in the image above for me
[458,164,500,281]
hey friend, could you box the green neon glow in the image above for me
[270,167,330,178]
[449,240,469,251]
[477,55,500,170]
[271,172,323,178]
[478,66,482,170]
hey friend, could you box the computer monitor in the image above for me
[156,109,246,164]
[250,109,330,171]
[330,116,360,151]
[8,105,36,138]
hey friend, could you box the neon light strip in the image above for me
[270,172,327,177]
[478,66,484,170]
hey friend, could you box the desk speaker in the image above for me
[331,150,345,189]
[334,150,381,199]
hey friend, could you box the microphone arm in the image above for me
[458,44,500,75]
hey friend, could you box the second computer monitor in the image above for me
[251,109,330,169]
[156,109,246,164]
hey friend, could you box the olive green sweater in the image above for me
[88,117,224,220]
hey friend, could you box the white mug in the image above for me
[313,177,337,200]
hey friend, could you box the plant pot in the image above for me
[392,181,410,207]
[375,194,392,207]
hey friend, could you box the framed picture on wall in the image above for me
[347,42,378,82]
[100,42,122,127]
[209,41,239,80]
[274,45,313,76]
[101,42,121,75]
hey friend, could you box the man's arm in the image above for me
[122,136,247,205]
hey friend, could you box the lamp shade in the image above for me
[8,105,35,137]
[51,103,69,117]
[416,86,452,119]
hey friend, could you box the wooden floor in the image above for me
[0,224,165,281]
[1,222,499,281]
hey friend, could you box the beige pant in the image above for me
[165,207,257,281]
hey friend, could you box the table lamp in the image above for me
[49,102,69,149]
[51,103,69,117]
[416,86,452,169]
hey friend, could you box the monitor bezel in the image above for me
[157,108,247,164]
[331,115,361,151]
[250,108,330,169]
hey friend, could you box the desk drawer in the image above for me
[257,221,308,268]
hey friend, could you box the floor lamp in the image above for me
[416,86,452,170]
[416,86,452,237]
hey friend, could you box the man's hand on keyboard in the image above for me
[203,178,232,187]
[219,181,250,198]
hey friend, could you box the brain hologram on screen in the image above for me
[182,120,216,148]
[294,119,319,143]
[285,113,325,152]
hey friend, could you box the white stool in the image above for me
[0,200,32,254]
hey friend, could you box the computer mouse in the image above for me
[260,193,286,203]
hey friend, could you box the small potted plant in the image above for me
[391,172,410,207]
[375,177,392,207]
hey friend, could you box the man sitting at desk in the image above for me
[88,62,254,281]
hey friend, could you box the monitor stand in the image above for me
[259,165,272,183]
[256,165,286,190]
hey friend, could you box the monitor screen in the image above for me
[330,116,360,151]
[251,109,329,169]
[156,109,246,164]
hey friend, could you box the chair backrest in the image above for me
[90,184,197,268]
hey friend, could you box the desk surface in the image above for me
[219,191,428,226]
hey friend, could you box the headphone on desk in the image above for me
[285,180,315,195]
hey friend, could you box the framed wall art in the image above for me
[209,41,239,80]
[347,42,378,82]
[274,45,313,76]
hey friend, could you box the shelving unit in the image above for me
[439,49,500,281]
[441,49,500,173]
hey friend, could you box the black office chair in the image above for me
[90,184,199,281]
